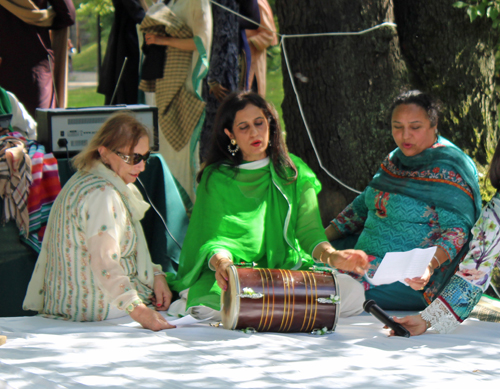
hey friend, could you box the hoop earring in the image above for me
[228,139,239,156]
[268,139,272,147]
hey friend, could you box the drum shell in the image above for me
[221,267,339,333]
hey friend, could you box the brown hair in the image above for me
[198,90,297,184]
[72,112,150,171]
[389,90,441,127]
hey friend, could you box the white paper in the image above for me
[366,247,437,286]
[118,313,202,329]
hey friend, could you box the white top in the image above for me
[23,162,161,321]
[7,91,37,140]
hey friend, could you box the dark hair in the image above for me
[489,139,500,189]
[197,90,297,183]
[72,112,150,171]
[389,90,441,127]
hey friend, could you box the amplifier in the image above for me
[36,105,159,156]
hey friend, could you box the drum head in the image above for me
[221,265,240,330]
[330,271,340,332]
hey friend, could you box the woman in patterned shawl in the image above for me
[23,113,174,331]
[391,139,500,335]
[327,90,482,310]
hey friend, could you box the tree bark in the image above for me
[275,0,498,223]
[394,1,498,165]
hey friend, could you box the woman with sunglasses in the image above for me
[23,112,175,331]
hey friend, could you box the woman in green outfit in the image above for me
[167,91,369,320]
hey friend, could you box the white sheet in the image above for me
[0,312,499,388]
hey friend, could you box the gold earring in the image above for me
[228,139,239,156]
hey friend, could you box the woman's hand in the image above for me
[215,259,233,291]
[386,314,428,337]
[327,249,370,275]
[208,81,229,102]
[145,33,168,46]
[144,34,196,51]
[151,275,173,311]
[129,304,176,331]
[405,265,432,291]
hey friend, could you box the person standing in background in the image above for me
[98,0,147,105]
[0,0,75,118]
[140,0,212,203]
[246,0,277,97]
[199,0,260,162]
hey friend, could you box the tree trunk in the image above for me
[275,0,498,223]
[394,1,498,165]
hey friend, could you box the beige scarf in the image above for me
[139,3,205,152]
[0,0,55,27]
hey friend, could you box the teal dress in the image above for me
[331,137,482,310]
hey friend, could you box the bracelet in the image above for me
[125,299,143,314]
[214,256,232,270]
[318,246,336,264]
[420,313,432,329]
[153,270,164,277]
[427,264,434,276]
[432,255,442,268]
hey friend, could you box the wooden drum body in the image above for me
[221,266,340,333]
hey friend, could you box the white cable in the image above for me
[281,37,361,194]
[209,0,396,39]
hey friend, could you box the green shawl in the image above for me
[370,136,481,227]
[167,154,325,310]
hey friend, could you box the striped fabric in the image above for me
[139,3,206,152]
[0,134,32,236]
[21,142,61,252]
[0,132,61,249]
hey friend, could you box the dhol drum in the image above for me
[221,266,340,333]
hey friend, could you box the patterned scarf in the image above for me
[0,133,32,236]
[0,0,55,27]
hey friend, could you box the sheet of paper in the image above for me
[118,314,203,329]
[366,246,437,286]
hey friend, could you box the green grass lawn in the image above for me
[71,42,104,72]
[68,86,104,107]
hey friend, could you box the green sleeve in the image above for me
[296,181,328,256]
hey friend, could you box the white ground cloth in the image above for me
[0,312,499,388]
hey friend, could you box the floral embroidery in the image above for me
[331,203,366,235]
[381,156,473,198]
[374,191,389,218]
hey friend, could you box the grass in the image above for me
[72,42,105,72]
[68,86,104,107]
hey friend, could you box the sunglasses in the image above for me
[114,150,151,165]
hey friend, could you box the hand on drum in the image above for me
[215,258,233,291]
[328,249,370,275]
